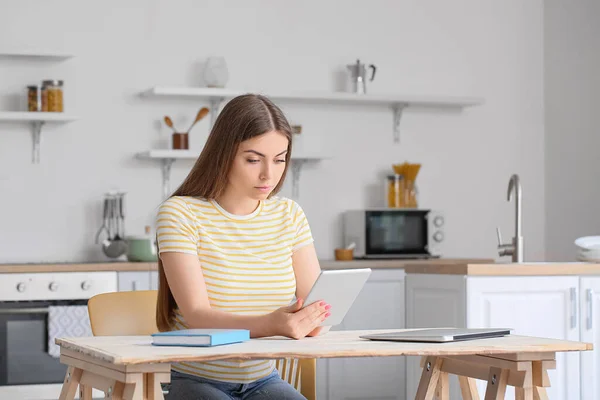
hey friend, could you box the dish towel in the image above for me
[47,305,93,358]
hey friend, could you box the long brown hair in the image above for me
[156,94,294,331]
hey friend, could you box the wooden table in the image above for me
[56,329,592,400]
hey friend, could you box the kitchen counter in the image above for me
[0,258,493,273]
[404,262,600,276]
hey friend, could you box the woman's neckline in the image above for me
[209,198,263,220]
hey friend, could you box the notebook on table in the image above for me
[151,329,250,347]
[360,328,512,343]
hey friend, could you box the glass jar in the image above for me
[386,174,405,208]
[404,180,418,208]
[27,85,41,111]
[42,80,64,112]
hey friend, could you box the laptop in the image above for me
[360,328,512,343]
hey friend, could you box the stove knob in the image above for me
[433,231,444,242]
[81,281,92,291]
[49,282,59,292]
[16,282,27,292]
[433,216,444,227]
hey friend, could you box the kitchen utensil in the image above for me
[126,226,158,262]
[185,107,210,133]
[101,196,128,259]
[94,197,110,244]
[164,116,177,133]
[346,59,376,94]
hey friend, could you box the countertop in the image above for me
[404,262,600,276]
[0,258,493,273]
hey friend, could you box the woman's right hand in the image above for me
[268,299,331,339]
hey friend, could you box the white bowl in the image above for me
[575,236,600,251]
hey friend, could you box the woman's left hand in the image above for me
[307,325,331,337]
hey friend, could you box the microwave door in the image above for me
[366,211,428,256]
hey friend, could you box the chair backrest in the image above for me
[87,290,316,399]
[87,290,158,336]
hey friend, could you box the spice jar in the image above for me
[27,85,41,111]
[42,80,64,112]
[386,174,405,208]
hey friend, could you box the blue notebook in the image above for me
[151,329,250,347]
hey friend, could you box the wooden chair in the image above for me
[87,290,316,400]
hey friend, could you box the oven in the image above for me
[0,271,117,400]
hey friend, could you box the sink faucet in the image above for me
[496,174,524,262]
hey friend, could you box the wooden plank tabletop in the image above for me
[56,329,592,366]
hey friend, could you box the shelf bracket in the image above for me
[208,97,224,129]
[31,121,44,164]
[392,103,407,143]
[160,158,176,199]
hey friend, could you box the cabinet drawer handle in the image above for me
[570,287,577,329]
[587,289,594,330]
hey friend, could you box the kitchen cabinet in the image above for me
[581,277,600,400]
[117,271,152,291]
[317,269,405,400]
[405,274,599,400]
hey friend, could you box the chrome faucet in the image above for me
[496,174,524,262]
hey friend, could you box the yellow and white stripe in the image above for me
[156,195,313,383]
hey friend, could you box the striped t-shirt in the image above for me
[155,195,314,383]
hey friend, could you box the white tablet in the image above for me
[301,268,372,326]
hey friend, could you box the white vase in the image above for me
[203,57,229,88]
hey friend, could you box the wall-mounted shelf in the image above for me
[141,86,484,142]
[0,51,74,61]
[136,150,328,199]
[0,112,79,163]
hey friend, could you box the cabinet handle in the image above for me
[570,287,577,329]
[587,289,594,330]
[132,281,137,291]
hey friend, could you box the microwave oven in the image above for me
[342,209,444,259]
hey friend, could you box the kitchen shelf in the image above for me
[0,112,79,163]
[0,51,74,61]
[136,150,328,199]
[141,86,484,142]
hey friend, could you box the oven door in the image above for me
[0,299,87,386]
[365,210,430,257]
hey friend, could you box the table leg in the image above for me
[59,367,82,400]
[458,376,480,400]
[483,367,509,400]
[434,372,449,400]
[415,356,443,400]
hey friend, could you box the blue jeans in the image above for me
[164,369,307,400]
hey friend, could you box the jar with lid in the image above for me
[41,80,64,112]
[27,85,41,111]
[386,174,405,208]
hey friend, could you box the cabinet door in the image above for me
[580,277,600,400]
[468,276,580,400]
[150,271,159,290]
[318,269,405,400]
[117,271,151,291]
[405,273,467,400]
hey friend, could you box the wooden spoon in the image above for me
[186,107,210,133]
[164,116,176,132]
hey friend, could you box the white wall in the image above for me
[545,0,600,261]
[0,0,545,263]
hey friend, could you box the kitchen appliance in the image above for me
[0,271,117,399]
[342,209,444,259]
[346,59,376,94]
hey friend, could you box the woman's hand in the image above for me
[307,325,331,337]
[268,299,330,340]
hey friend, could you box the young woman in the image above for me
[155,94,331,399]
